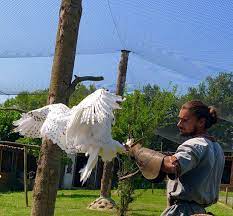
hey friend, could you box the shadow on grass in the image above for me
[130,208,161,216]
[131,213,160,216]
[57,193,98,199]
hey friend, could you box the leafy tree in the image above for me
[114,85,178,215]
[180,72,233,151]
[0,111,20,141]
[3,90,48,111]
[112,85,178,149]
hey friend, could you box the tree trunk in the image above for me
[88,50,130,211]
[116,50,130,96]
[100,161,114,198]
[31,1,82,215]
[100,50,130,199]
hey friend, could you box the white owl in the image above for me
[13,89,125,183]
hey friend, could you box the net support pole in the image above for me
[100,50,130,198]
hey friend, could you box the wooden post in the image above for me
[0,149,2,172]
[94,158,98,189]
[24,146,28,207]
[225,186,228,204]
[230,158,233,185]
[160,141,163,152]
[15,152,18,173]
[116,50,130,95]
[100,50,130,199]
[232,196,233,209]
[11,151,14,172]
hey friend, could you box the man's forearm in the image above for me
[161,156,181,176]
[125,140,181,180]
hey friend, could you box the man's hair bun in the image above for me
[207,106,218,128]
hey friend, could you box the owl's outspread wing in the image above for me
[69,89,123,125]
[13,105,51,138]
[66,89,125,183]
[40,104,71,152]
[13,104,70,146]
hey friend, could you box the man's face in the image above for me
[177,108,204,137]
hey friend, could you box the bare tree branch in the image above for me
[67,75,104,97]
[118,169,140,181]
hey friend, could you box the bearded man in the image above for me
[126,100,225,216]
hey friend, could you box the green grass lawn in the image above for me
[0,189,232,216]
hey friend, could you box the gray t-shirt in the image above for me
[167,137,225,207]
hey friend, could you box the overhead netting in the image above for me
[0,1,232,149]
[0,0,232,93]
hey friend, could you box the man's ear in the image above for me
[199,117,206,128]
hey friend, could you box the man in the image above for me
[126,100,225,216]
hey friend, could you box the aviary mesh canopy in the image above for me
[0,0,232,78]
[0,0,233,143]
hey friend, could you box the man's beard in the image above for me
[179,126,198,137]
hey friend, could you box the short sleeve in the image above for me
[174,138,208,176]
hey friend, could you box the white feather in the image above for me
[13,105,51,138]
[13,89,125,184]
[79,147,99,184]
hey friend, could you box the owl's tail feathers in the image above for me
[80,147,99,184]
[13,114,43,138]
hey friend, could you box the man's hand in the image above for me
[123,138,135,152]
[161,155,180,174]
[123,141,166,180]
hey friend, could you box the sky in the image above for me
[0,0,233,103]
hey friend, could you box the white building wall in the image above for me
[62,154,76,189]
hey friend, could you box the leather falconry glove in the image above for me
[124,139,166,180]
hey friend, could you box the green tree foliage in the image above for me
[115,84,177,215]
[112,84,177,148]
[0,111,20,141]
[3,90,48,111]
[180,72,233,151]
[68,84,96,107]
[181,72,233,118]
